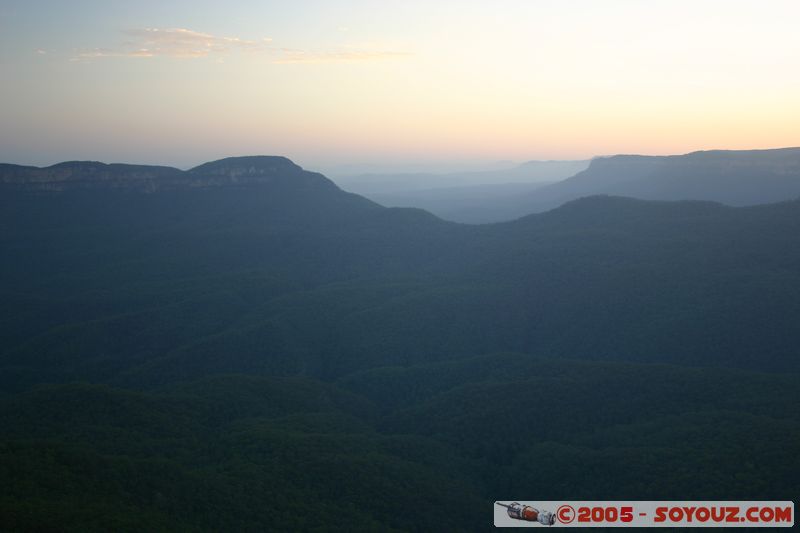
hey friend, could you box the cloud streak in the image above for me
[72,28,272,61]
[70,27,410,65]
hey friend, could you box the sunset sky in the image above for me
[1,0,798,173]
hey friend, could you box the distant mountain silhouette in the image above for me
[521,147,800,214]
[0,156,341,193]
[335,159,589,194]
[336,148,800,223]
[364,181,555,224]
[0,161,184,192]
[333,159,589,224]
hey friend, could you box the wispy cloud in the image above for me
[71,28,272,61]
[69,27,411,65]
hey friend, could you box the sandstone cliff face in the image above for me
[0,156,337,193]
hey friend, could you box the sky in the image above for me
[1,0,799,173]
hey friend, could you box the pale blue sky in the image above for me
[2,1,799,173]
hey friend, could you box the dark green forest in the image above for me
[1,158,798,530]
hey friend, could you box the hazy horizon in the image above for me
[2,0,799,172]
[4,146,800,181]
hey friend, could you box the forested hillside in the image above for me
[1,157,798,530]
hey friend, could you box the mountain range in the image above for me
[337,147,800,223]
[1,153,798,530]
[523,147,800,212]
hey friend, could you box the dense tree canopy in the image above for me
[1,159,798,530]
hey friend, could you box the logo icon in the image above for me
[496,502,556,526]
